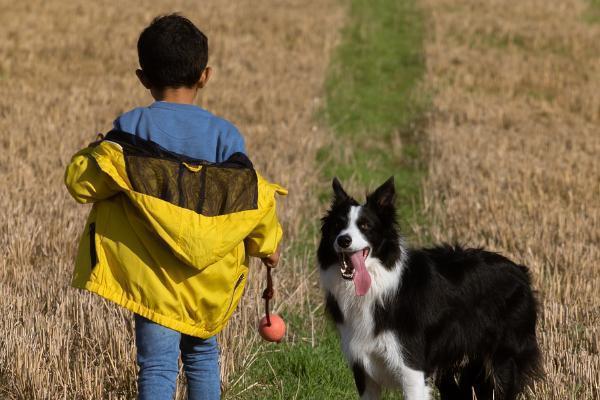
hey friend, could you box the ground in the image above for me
[0,0,598,399]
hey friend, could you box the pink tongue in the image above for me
[350,251,371,296]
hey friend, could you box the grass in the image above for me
[325,0,425,139]
[227,312,356,399]
[321,0,428,224]
[585,0,600,23]
[228,0,427,398]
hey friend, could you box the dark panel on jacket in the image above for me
[104,130,258,216]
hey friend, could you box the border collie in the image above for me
[318,177,540,400]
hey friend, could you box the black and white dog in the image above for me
[318,178,540,400]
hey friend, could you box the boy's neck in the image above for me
[151,86,198,105]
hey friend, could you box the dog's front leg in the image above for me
[352,362,381,400]
[401,367,430,400]
[360,381,381,400]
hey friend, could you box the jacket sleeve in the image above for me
[244,203,283,259]
[64,146,118,204]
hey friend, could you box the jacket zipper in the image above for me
[177,163,185,208]
[89,222,97,268]
[222,273,245,320]
[234,273,245,291]
[197,167,207,214]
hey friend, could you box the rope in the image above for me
[261,267,274,326]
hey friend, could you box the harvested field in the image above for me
[0,0,341,398]
[421,0,600,398]
[2,0,599,398]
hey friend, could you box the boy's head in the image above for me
[137,14,210,92]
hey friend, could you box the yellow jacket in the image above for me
[64,131,287,338]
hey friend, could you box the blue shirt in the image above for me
[114,101,245,163]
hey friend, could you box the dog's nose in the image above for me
[337,235,352,248]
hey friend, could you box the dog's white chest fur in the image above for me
[320,260,430,400]
[337,287,405,387]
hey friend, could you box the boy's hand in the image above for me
[261,248,280,268]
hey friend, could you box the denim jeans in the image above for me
[135,314,220,400]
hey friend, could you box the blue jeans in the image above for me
[135,315,220,400]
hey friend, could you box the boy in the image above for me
[64,14,285,400]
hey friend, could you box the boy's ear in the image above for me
[366,176,395,209]
[136,69,152,89]
[198,67,212,89]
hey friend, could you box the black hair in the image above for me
[137,14,208,89]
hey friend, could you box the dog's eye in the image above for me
[359,221,371,230]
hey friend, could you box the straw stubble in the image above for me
[0,1,342,398]
[420,0,599,398]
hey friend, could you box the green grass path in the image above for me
[227,0,426,398]
[587,0,600,23]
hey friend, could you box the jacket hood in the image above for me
[89,130,287,270]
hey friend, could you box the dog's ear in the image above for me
[367,176,395,209]
[332,177,350,205]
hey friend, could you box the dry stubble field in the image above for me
[0,0,341,398]
[421,0,599,398]
[1,0,599,399]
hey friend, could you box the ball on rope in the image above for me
[258,314,286,343]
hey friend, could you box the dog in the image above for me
[318,177,540,400]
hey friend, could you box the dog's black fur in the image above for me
[318,177,541,399]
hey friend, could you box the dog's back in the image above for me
[394,245,541,399]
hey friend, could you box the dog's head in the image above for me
[317,177,403,296]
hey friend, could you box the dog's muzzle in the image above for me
[339,253,354,280]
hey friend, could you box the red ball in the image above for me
[258,314,286,342]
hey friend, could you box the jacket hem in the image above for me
[78,280,223,339]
